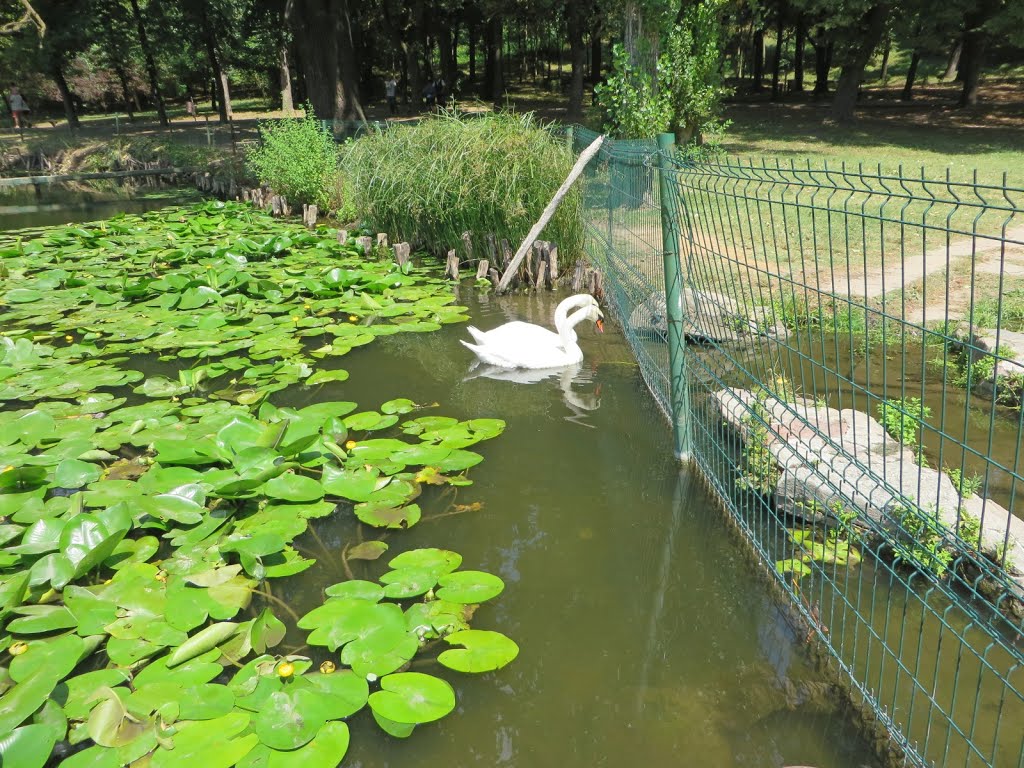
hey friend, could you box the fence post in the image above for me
[656,132,691,461]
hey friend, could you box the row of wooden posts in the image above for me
[194,173,603,297]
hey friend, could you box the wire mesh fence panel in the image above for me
[576,129,1024,768]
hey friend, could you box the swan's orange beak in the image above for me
[596,318,604,333]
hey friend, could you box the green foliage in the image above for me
[957,510,982,550]
[0,201,515,766]
[737,389,782,495]
[770,295,867,334]
[945,467,982,499]
[776,502,863,579]
[968,289,1024,333]
[891,505,954,580]
[877,397,932,465]
[595,2,730,145]
[594,44,673,140]
[343,111,583,266]
[247,106,340,212]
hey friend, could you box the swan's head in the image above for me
[583,297,604,332]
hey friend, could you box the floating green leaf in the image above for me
[437,630,519,673]
[368,672,456,725]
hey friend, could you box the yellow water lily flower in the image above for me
[345,440,357,450]
[65,335,73,342]
[348,315,357,322]
[276,661,295,679]
[319,660,336,674]
[9,641,29,656]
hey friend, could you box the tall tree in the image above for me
[829,2,888,122]
[129,0,169,125]
[291,0,363,122]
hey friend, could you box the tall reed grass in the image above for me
[342,112,583,265]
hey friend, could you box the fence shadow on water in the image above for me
[572,125,1024,768]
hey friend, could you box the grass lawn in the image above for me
[719,79,1024,186]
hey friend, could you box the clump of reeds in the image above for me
[342,111,583,266]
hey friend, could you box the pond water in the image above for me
[0,190,201,230]
[0,200,882,767]
[269,289,881,768]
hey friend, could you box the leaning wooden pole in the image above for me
[496,133,605,294]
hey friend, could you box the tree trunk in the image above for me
[204,40,229,121]
[901,51,920,100]
[770,11,784,100]
[128,0,168,126]
[879,36,891,85]
[958,29,986,107]
[52,62,79,128]
[567,1,586,118]
[943,39,962,80]
[830,4,888,122]
[590,24,602,82]
[279,42,294,112]
[812,33,831,95]
[113,63,135,120]
[751,28,765,91]
[278,0,294,112]
[793,15,805,92]
[439,24,456,92]
[219,71,233,120]
[336,0,366,120]
[468,22,476,85]
[210,79,218,112]
[488,16,504,105]
[293,0,347,122]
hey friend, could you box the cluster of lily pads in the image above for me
[0,201,518,766]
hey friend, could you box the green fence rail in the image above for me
[573,125,1024,767]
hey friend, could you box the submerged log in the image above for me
[376,233,388,248]
[302,204,318,228]
[446,249,460,281]
[548,245,559,283]
[534,259,547,289]
[475,259,490,280]
[338,229,349,244]
[356,236,373,255]
[394,242,411,267]
[485,234,497,265]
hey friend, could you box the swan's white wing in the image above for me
[468,321,561,347]
[466,326,490,345]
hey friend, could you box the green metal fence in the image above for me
[572,125,1024,767]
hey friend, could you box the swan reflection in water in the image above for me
[463,361,602,427]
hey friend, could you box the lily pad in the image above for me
[437,630,519,673]
[368,672,456,725]
[435,571,505,604]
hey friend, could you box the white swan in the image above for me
[460,294,604,369]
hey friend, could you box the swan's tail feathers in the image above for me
[466,326,488,345]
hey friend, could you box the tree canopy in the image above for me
[0,0,1020,131]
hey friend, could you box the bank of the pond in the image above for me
[0,203,881,767]
[0,190,203,230]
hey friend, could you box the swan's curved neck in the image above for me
[557,303,594,350]
[553,295,595,335]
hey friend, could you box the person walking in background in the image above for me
[422,80,435,111]
[185,93,197,120]
[8,85,29,129]
[385,76,398,116]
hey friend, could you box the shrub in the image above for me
[342,111,584,266]
[247,107,340,212]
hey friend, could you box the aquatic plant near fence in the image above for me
[0,201,518,765]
